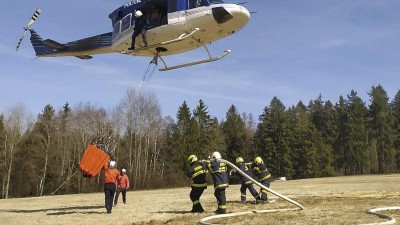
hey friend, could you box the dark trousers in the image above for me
[259,180,271,201]
[240,182,259,202]
[190,187,205,212]
[114,187,127,205]
[214,188,226,210]
[131,28,147,49]
[104,183,116,213]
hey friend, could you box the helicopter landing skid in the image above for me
[120,28,199,54]
[157,45,231,71]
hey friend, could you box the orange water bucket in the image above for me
[80,144,110,177]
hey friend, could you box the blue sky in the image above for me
[1,0,399,121]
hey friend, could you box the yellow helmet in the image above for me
[254,156,263,164]
[236,157,244,163]
[188,155,198,163]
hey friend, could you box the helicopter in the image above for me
[16,0,250,71]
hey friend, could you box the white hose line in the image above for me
[221,159,304,210]
[199,159,304,225]
[199,208,301,225]
[359,207,400,225]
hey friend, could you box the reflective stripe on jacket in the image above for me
[208,160,229,189]
[187,161,208,188]
[252,162,272,182]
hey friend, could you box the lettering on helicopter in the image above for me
[124,0,142,8]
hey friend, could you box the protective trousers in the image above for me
[114,187,127,205]
[214,188,226,212]
[190,187,205,212]
[259,180,271,201]
[240,183,259,202]
[104,183,116,213]
[131,28,148,49]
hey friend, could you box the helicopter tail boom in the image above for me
[28,29,113,59]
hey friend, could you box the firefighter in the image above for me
[208,151,229,214]
[234,157,260,203]
[103,160,120,213]
[186,154,207,213]
[114,168,130,206]
[251,156,273,203]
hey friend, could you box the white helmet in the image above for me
[109,160,116,168]
[135,10,143,17]
[212,151,222,159]
[122,168,126,173]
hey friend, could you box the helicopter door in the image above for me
[168,0,187,24]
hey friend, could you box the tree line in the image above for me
[0,85,399,198]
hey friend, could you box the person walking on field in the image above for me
[103,160,120,214]
[207,151,229,214]
[114,168,130,206]
[186,154,208,213]
[251,156,273,203]
[233,157,260,203]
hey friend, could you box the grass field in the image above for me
[0,174,399,225]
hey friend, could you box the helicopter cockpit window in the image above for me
[209,0,224,4]
[188,0,204,9]
[112,21,121,40]
[121,14,132,33]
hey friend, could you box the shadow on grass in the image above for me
[157,210,193,214]
[1,205,105,215]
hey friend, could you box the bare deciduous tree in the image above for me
[2,104,32,198]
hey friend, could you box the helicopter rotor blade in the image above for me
[16,8,42,51]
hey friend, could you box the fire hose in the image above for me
[359,207,400,225]
[199,159,304,225]
[199,159,399,225]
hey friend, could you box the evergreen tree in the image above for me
[307,97,335,177]
[391,90,400,170]
[333,96,348,174]
[368,85,396,173]
[208,117,226,157]
[222,105,248,162]
[253,97,293,178]
[193,100,212,157]
[291,101,318,178]
[171,101,199,173]
[345,90,368,174]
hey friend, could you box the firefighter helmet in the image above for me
[212,151,222,159]
[188,155,198,163]
[109,160,116,168]
[122,168,126,173]
[236,157,244,163]
[254,157,263,164]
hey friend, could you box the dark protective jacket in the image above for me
[252,162,272,182]
[208,160,229,189]
[134,16,150,31]
[187,161,208,188]
[236,162,254,185]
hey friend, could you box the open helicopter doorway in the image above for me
[137,0,168,29]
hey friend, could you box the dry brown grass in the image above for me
[0,174,399,225]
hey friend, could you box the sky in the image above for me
[1,0,399,121]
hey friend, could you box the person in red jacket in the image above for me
[104,160,120,214]
[114,168,130,205]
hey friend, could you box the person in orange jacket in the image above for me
[103,160,120,214]
[114,168,130,205]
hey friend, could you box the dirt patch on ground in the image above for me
[0,174,399,225]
